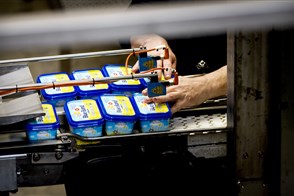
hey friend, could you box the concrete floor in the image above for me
[13,185,66,196]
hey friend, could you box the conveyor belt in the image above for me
[0,99,228,149]
[55,110,227,141]
[0,105,228,193]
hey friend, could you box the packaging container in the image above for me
[132,93,172,133]
[64,99,104,137]
[97,94,138,135]
[25,103,60,141]
[36,72,77,107]
[101,64,144,95]
[70,68,110,99]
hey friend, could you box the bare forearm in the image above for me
[202,65,227,100]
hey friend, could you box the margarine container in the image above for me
[37,72,77,107]
[26,103,60,141]
[70,68,110,99]
[101,64,144,95]
[97,94,138,135]
[132,93,172,133]
[64,99,104,137]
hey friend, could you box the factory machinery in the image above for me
[1,1,294,195]
[0,46,228,195]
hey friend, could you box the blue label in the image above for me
[139,56,157,71]
[147,82,166,97]
[105,121,134,135]
[72,126,103,137]
[27,129,57,141]
[141,119,170,133]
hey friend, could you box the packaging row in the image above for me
[26,93,172,141]
[36,64,149,106]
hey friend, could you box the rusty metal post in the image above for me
[227,31,271,196]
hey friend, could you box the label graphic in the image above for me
[101,95,135,116]
[73,70,108,90]
[68,100,101,121]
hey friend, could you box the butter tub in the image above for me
[70,68,110,99]
[26,103,60,141]
[97,94,138,135]
[101,64,144,95]
[37,72,77,107]
[132,93,172,133]
[64,99,104,137]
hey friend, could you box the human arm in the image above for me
[142,65,227,114]
[130,34,176,79]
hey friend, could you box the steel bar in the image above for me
[0,47,143,65]
[0,73,156,91]
[0,154,27,160]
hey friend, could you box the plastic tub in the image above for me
[97,94,138,135]
[64,99,104,137]
[132,93,172,133]
[26,103,60,141]
[101,64,144,95]
[36,72,77,107]
[70,68,110,99]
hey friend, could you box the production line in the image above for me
[0,46,228,195]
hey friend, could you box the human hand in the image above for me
[142,65,227,114]
[130,34,176,79]
[142,76,209,113]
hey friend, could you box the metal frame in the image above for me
[0,1,294,51]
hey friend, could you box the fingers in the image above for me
[131,61,139,73]
[162,59,172,79]
[155,58,174,80]
[144,92,179,104]
[142,88,147,95]
[142,83,178,98]
[143,92,182,114]
[141,86,184,114]
[170,102,182,114]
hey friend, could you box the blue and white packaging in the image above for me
[26,103,60,141]
[36,72,77,107]
[97,94,138,135]
[70,68,110,99]
[64,99,104,137]
[132,93,171,133]
[101,64,144,95]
